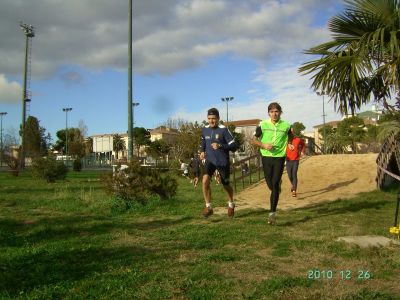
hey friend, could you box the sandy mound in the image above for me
[216,153,378,214]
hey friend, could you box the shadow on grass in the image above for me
[0,215,193,248]
[300,178,358,199]
[278,198,389,226]
[0,244,154,296]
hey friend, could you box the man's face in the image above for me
[207,115,219,128]
[268,108,281,123]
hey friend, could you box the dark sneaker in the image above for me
[202,207,213,218]
[228,204,235,218]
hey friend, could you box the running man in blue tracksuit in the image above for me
[200,108,237,218]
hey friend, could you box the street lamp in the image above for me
[316,91,327,154]
[0,112,7,167]
[132,102,139,156]
[62,108,72,156]
[221,97,234,123]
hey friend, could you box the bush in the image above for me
[4,155,20,177]
[73,159,82,172]
[101,160,178,208]
[31,157,68,183]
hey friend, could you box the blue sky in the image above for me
[1,0,378,143]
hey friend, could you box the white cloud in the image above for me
[0,0,339,78]
[170,63,348,131]
[0,74,22,103]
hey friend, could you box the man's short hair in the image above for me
[268,102,282,112]
[207,108,220,118]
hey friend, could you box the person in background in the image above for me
[286,128,305,198]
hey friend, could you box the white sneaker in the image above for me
[268,212,276,225]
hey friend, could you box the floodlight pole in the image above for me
[221,97,234,123]
[62,108,72,156]
[0,112,7,167]
[20,22,35,169]
[127,0,133,161]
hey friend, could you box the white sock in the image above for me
[206,203,212,208]
[228,201,235,208]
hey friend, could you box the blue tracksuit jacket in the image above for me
[200,125,237,166]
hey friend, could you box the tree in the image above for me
[147,139,170,163]
[337,116,366,153]
[171,121,203,160]
[133,127,151,156]
[53,128,85,158]
[20,116,50,157]
[299,0,400,115]
[84,137,93,156]
[113,134,126,160]
[318,125,346,154]
[377,111,400,141]
[291,122,306,137]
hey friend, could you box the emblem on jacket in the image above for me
[215,134,220,139]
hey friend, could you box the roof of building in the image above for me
[313,120,341,128]
[149,126,179,134]
[225,119,262,127]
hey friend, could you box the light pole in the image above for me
[316,91,327,154]
[127,0,134,161]
[0,112,7,167]
[20,22,35,169]
[132,102,139,156]
[221,97,234,123]
[62,108,72,156]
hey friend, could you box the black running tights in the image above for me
[261,156,285,212]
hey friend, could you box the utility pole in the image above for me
[221,97,234,123]
[0,112,7,167]
[62,108,72,156]
[132,102,139,156]
[127,0,133,161]
[317,91,327,154]
[20,22,35,169]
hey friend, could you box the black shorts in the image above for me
[204,160,230,186]
[193,170,201,177]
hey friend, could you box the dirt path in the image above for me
[214,154,378,214]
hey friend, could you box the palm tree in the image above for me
[299,0,400,115]
[113,134,126,160]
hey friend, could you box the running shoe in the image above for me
[292,190,297,197]
[227,203,235,218]
[268,212,276,225]
[202,207,213,218]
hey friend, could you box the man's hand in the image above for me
[262,143,273,150]
[199,151,205,160]
[211,142,220,150]
[288,144,295,151]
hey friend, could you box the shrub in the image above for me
[73,159,82,172]
[31,157,68,183]
[101,160,178,208]
[4,155,19,177]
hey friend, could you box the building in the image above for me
[225,119,262,155]
[90,126,179,162]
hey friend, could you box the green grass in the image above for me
[0,169,399,299]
